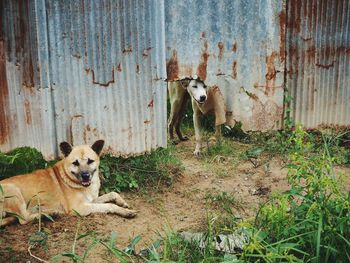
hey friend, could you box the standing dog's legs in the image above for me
[209,125,222,146]
[192,101,203,156]
[168,82,188,143]
[168,100,181,143]
[175,94,189,141]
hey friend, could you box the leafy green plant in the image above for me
[147,125,350,263]
[206,191,244,216]
[254,125,350,262]
[0,147,48,179]
[100,147,182,193]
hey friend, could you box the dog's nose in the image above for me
[81,172,90,180]
[199,95,207,102]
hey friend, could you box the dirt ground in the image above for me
[0,139,349,262]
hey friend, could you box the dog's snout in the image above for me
[199,95,207,102]
[81,172,90,180]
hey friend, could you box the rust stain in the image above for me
[201,32,206,38]
[182,65,194,77]
[218,42,224,60]
[166,49,179,80]
[23,55,35,89]
[24,99,32,125]
[265,51,278,95]
[153,70,161,81]
[0,40,9,144]
[288,0,301,33]
[122,47,133,53]
[252,99,284,131]
[232,42,237,53]
[337,46,350,54]
[72,53,82,59]
[136,64,140,74]
[148,99,154,108]
[16,1,35,89]
[301,37,312,41]
[315,61,335,69]
[308,77,315,111]
[16,0,27,58]
[83,125,91,143]
[306,46,316,62]
[231,60,237,79]
[196,40,209,80]
[87,68,115,87]
[241,86,259,101]
[117,63,122,72]
[142,47,152,57]
[250,93,259,101]
[278,11,286,62]
[144,120,151,124]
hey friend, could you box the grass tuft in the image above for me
[0,147,48,179]
[100,147,183,193]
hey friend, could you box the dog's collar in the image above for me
[53,164,85,189]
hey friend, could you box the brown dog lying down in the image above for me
[0,140,136,226]
[168,77,230,156]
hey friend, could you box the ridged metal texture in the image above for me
[286,0,350,128]
[0,0,167,158]
[0,0,57,158]
[165,0,286,131]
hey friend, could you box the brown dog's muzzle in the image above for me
[80,171,91,187]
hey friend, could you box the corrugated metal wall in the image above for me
[0,0,349,158]
[286,0,350,128]
[0,0,57,158]
[0,0,167,158]
[165,0,286,131]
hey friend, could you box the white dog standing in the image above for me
[168,76,229,156]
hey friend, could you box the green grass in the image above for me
[1,124,349,262]
[100,147,183,193]
[0,147,48,180]
[144,125,350,263]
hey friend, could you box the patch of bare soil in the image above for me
[0,140,349,262]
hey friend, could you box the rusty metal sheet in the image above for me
[286,0,350,128]
[0,0,167,158]
[165,0,286,131]
[0,0,57,159]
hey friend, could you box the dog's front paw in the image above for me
[171,140,179,145]
[180,135,189,141]
[193,149,201,156]
[208,136,217,143]
[124,209,137,218]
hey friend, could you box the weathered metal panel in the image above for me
[286,0,350,128]
[165,0,286,131]
[46,0,166,157]
[0,0,167,158]
[0,0,57,159]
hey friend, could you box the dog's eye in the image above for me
[192,85,197,89]
[72,160,80,166]
[87,158,94,165]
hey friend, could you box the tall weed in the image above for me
[255,125,350,262]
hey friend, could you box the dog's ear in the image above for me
[179,79,190,88]
[60,142,72,157]
[91,140,105,156]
